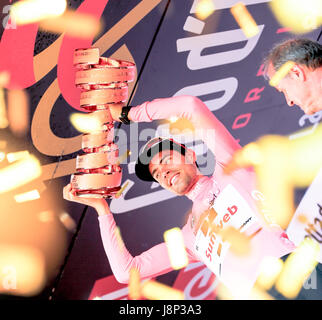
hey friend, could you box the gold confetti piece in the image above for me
[163,227,188,270]
[297,214,309,225]
[230,2,259,38]
[128,268,141,300]
[0,155,42,193]
[115,181,129,198]
[7,89,29,137]
[14,189,40,203]
[0,244,46,296]
[39,10,103,39]
[0,152,5,162]
[223,142,262,175]
[0,87,8,129]
[117,149,131,165]
[275,238,319,299]
[169,116,178,123]
[10,0,67,25]
[219,227,251,256]
[241,143,263,165]
[256,257,284,290]
[114,226,126,252]
[225,125,322,231]
[70,113,102,133]
[217,282,274,300]
[195,0,216,20]
[141,280,184,300]
[7,150,30,163]
[59,212,76,231]
[0,71,10,87]
[270,0,322,34]
[269,61,295,87]
[38,210,55,223]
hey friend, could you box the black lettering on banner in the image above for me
[304,203,322,243]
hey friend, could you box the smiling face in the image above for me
[148,148,199,195]
[267,62,322,115]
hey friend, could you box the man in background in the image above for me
[264,38,322,115]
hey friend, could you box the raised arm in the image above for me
[128,95,241,167]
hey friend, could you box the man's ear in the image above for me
[290,64,306,81]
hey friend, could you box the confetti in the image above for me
[7,89,29,137]
[0,244,46,296]
[230,2,259,38]
[256,256,284,290]
[116,149,131,165]
[39,11,102,39]
[114,226,126,253]
[14,189,40,203]
[70,113,102,133]
[38,210,55,223]
[270,0,322,34]
[219,227,251,256]
[195,0,215,20]
[169,116,178,123]
[163,227,188,270]
[0,87,8,129]
[269,61,295,87]
[141,280,184,300]
[59,212,76,231]
[7,151,30,163]
[128,268,141,300]
[0,155,42,193]
[115,181,130,198]
[10,0,67,25]
[297,214,309,225]
[275,238,319,298]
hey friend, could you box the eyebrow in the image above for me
[151,154,170,178]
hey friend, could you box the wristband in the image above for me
[119,106,132,125]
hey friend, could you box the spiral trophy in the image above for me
[70,47,135,198]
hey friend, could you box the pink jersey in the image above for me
[98,95,295,295]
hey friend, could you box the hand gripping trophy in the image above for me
[70,47,135,198]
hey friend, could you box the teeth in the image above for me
[170,173,179,186]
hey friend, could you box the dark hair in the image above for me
[263,38,322,78]
[135,138,199,182]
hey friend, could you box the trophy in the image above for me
[70,47,135,198]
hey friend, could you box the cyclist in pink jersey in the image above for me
[63,95,295,297]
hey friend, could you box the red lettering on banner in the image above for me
[89,274,152,300]
[0,0,109,91]
[232,113,252,130]
[244,87,265,103]
[276,27,292,34]
[0,22,38,89]
[57,0,108,109]
[256,64,266,77]
[173,262,217,300]
[88,274,130,300]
